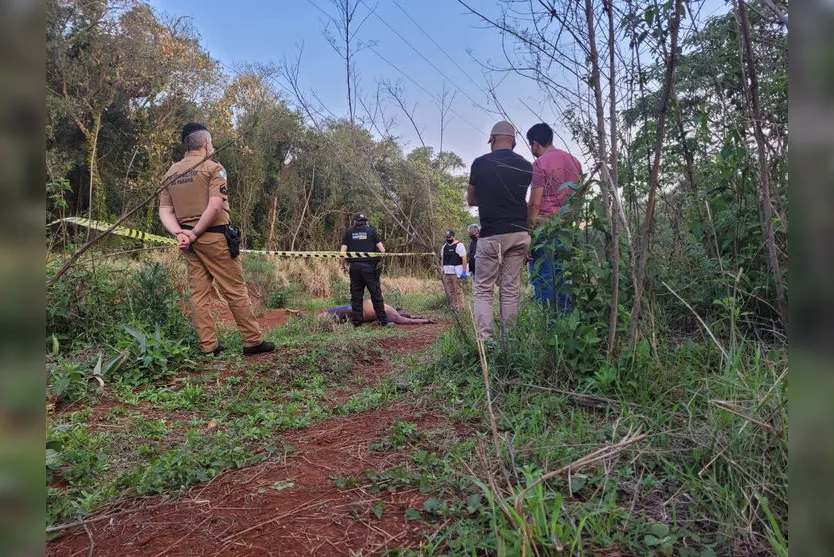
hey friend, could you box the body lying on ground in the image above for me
[326,300,436,325]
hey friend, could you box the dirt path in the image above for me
[48,322,446,556]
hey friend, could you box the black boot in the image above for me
[243,341,276,356]
[202,343,226,357]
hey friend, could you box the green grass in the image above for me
[46,260,785,555]
[46,312,405,531]
[363,315,788,556]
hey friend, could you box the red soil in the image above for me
[47,321,448,556]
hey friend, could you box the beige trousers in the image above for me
[442,273,464,311]
[473,231,531,340]
[182,233,263,352]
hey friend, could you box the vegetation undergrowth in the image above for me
[350,303,786,556]
[340,199,787,555]
[45,257,416,532]
[353,275,787,557]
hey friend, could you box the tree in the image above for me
[322,0,375,124]
[47,0,216,222]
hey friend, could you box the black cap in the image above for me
[445,229,455,238]
[181,122,209,143]
[354,214,368,222]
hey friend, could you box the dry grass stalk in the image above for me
[383,276,441,296]
[512,431,649,552]
[46,498,211,533]
[709,399,781,436]
[468,299,513,491]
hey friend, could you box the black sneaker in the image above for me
[201,343,226,357]
[243,341,276,356]
[352,322,362,328]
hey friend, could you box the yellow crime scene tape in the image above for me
[53,217,434,258]
[54,216,177,245]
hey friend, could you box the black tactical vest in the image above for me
[345,225,379,262]
[442,242,463,266]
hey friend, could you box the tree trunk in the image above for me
[583,0,613,225]
[87,111,105,223]
[627,0,683,349]
[343,1,354,123]
[736,0,788,331]
[266,192,279,250]
[605,0,620,358]
[584,0,622,357]
[291,166,315,251]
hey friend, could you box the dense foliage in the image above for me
[47,0,470,256]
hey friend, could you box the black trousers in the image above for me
[349,261,387,325]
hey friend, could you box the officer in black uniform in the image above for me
[340,214,392,328]
[467,224,480,278]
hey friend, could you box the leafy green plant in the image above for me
[46,263,127,347]
[643,522,677,556]
[370,419,421,451]
[119,429,268,495]
[120,324,192,384]
[265,283,300,309]
[48,350,130,404]
[45,439,63,482]
[124,261,193,340]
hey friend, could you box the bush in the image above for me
[241,256,277,298]
[117,323,193,385]
[46,260,193,349]
[47,350,130,406]
[46,262,127,347]
[123,261,193,340]
[265,283,301,309]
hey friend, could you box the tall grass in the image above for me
[241,255,443,310]
[418,288,787,555]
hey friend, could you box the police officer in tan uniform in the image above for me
[158,122,275,356]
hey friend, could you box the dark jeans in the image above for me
[349,261,387,325]
[529,239,572,312]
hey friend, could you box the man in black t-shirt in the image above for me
[340,214,391,328]
[467,121,533,341]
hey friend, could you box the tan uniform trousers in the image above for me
[442,273,464,311]
[182,232,263,352]
[473,231,531,340]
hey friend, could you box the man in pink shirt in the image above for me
[526,123,582,310]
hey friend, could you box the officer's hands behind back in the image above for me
[176,231,193,251]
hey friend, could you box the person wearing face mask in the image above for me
[467,120,533,341]
[526,122,582,312]
[467,224,480,279]
[440,229,468,312]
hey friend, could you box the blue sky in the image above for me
[149,0,581,168]
[149,0,728,169]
